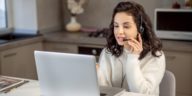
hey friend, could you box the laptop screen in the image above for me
[34,51,100,96]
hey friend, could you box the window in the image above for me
[0,0,6,29]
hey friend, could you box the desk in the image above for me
[0,81,153,96]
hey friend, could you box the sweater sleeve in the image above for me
[125,52,165,95]
[97,48,112,87]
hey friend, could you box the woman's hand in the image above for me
[96,63,99,72]
[124,34,143,54]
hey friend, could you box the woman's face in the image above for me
[114,12,138,46]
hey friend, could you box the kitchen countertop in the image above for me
[0,35,43,51]
[0,31,106,51]
[43,31,107,46]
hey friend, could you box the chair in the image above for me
[160,70,176,96]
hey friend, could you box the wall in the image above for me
[9,0,63,34]
[63,0,185,29]
[36,0,63,33]
[8,0,186,33]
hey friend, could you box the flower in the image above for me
[67,0,86,15]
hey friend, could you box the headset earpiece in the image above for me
[140,25,144,33]
[130,2,144,34]
[139,16,144,34]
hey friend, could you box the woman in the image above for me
[97,1,165,95]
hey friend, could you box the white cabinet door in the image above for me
[0,42,43,79]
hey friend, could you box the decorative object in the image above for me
[185,0,192,8]
[172,0,181,9]
[66,0,86,32]
[66,16,81,32]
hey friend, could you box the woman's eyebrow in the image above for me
[113,22,119,26]
[123,22,131,25]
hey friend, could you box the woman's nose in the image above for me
[118,27,124,34]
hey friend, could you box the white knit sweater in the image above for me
[97,48,165,96]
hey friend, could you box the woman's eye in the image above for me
[124,26,129,29]
[114,26,119,28]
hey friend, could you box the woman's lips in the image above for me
[117,37,124,41]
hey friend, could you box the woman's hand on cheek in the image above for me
[124,34,143,54]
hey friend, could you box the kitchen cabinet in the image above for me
[78,44,103,61]
[44,42,78,53]
[162,40,192,96]
[44,42,103,61]
[0,42,43,80]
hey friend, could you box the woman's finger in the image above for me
[128,40,143,54]
[128,38,142,49]
[129,34,143,49]
[128,41,140,52]
[128,41,140,50]
[127,42,135,53]
[138,33,143,46]
[129,38,140,46]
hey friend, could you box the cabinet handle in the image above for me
[92,49,97,55]
[3,53,17,58]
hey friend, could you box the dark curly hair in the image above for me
[106,1,162,60]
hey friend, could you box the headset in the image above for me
[139,16,144,34]
[132,2,144,34]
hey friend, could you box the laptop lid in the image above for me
[34,51,100,96]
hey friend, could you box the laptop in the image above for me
[34,51,103,96]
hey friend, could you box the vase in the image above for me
[66,16,81,32]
